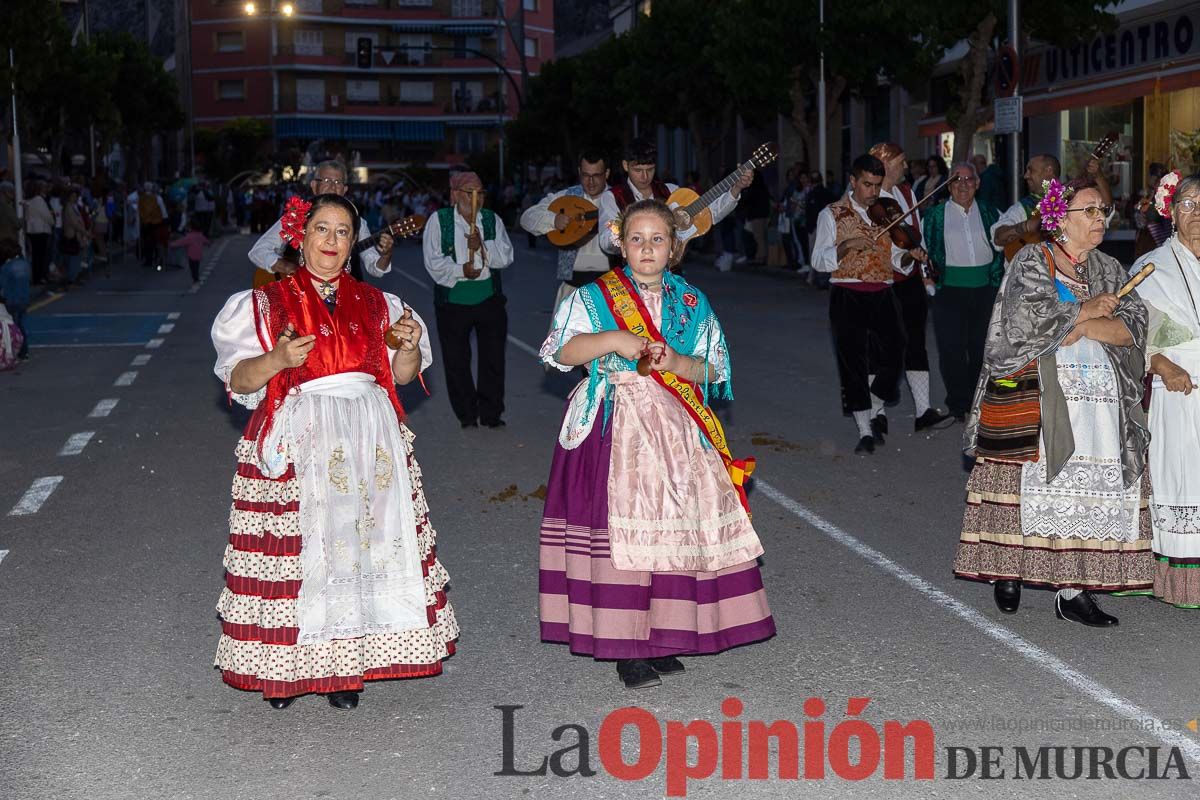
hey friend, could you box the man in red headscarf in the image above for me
[422,171,515,428]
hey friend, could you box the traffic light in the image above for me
[356,37,373,70]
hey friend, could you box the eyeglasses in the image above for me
[1177,198,1200,215]
[1064,205,1113,220]
[314,177,345,188]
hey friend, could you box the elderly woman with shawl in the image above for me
[954,178,1153,627]
[210,194,458,710]
[537,199,774,690]
[1131,171,1200,607]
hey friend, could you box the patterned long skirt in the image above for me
[538,415,775,660]
[214,425,459,698]
[953,458,1154,590]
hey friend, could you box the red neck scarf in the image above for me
[246,268,405,443]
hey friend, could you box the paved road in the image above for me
[2,232,1198,799]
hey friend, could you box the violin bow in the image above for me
[872,174,963,241]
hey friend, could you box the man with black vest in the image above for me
[422,171,514,428]
[597,137,749,262]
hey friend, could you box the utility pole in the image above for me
[1008,0,1021,206]
[818,0,827,182]
[83,0,97,178]
[10,48,25,254]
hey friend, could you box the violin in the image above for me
[867,197,921,250]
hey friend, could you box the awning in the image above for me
[276,118,445,142]
[446,119,500,129]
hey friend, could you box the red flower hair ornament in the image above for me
[279,196,312,248]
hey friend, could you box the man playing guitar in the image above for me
[248,160,394,281]
[597,137,751,260]
[520,149,612,320]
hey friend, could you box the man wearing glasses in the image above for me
[922,162,1005,423]
[248,160,394,280]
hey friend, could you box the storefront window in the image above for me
[1060,101,1141,232]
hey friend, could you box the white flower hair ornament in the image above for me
[1155,170,1182,218]
[607,219,622,249]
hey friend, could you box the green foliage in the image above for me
[0,1,182,177]
[196,118,272,182]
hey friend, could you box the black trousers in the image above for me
[829,286,906,414]
[892,273,930,372]
[28,233,50,284]
[932,284,998,416]
[434,294,508,425]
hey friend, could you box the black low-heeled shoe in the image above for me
[870,414,887,444]
[616,659,661,689]
[327,691,360,710]
[993,580,1021,614]
[268,697,297,710]
[646,656,685,675]
[1055,591,1118,627]
[854,436,875,454]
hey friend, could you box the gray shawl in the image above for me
[963,244,1148,488]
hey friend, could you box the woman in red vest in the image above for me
[210,194,458,710]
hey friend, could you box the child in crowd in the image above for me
[168,217,210,284]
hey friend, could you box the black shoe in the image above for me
[461,419,478,429]
[616,659,662,689]
[993,580,1021,614]
[854,435,875,454]
[646,656,685,675]
[914,408,951,431]
[481,418,506,428]
[267,697,296,709]
[1054,591,1118,627]
[870,414,887,444]
[327,691,360,709]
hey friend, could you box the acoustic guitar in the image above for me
[670,142,778,240]
[545,195,601,248]
[1003,132,1118,261]
[252,214,427,289]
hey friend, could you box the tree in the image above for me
[909,1,1116,163]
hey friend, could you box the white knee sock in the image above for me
[1057,588,1082,600]
[870,393,885,418]
[907,370,930,416]
[853,410,873,437]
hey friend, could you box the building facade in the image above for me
[190,0,553,176]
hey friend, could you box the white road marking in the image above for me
[31,342,145,349]
[114,371,138,387]
[96,291,189,296]
[131,354,152,367]
[753,478,1200,767]
[8,476,64,516]
[157,323,175,334]
[145,338,164,349]
[396,269,540,358]
[88,398,119,418]
[0,550,7,567]
[47,311,174,317]
[166,312,180,320]
[58,431,96,456]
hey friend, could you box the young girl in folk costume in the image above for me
[210,194,458,710]
[538,199,774,689]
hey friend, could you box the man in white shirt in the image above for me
[870,141,947,433]
[422,170,515,428]
[812,154,921,453]
[520,149,611,321]
[923,163,1005,422]
[597,138,750,265]
[248,160,393,282]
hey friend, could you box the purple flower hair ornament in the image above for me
[1037,179,1074,238]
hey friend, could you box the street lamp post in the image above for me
[244,2,295,156]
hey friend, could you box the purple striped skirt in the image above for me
[538,410,775,660]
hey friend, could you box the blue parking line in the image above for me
[26,313,171,347]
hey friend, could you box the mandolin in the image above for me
[252,214,427,289]
[669,142,778,240]
[1003,132,1118,261]
[545,195,601,247]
